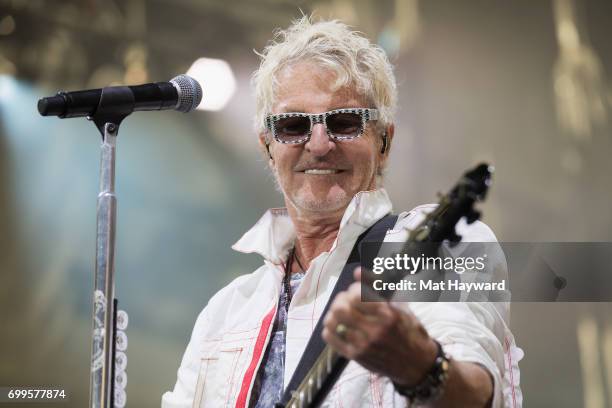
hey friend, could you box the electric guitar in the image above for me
[281,163,494,408]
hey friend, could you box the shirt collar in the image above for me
[231,189,393,264]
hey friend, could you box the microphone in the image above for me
[37,74,203,118]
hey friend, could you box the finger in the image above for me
[322,326,353,356]
[353,266,362,281]
[352,266,384,297]
[323,307,371,344]
[345,281,374,306]
[341,281,395,322]
[351,294,392,317]
[326,293,375,330]
[330,300,375,327]
[353,265,390,304]
[330,322,369,345]
[322,325,368,358]
[326,306,395,349]
[389,300,417,320]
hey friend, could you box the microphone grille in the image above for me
[170,74,203,112]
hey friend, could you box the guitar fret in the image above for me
[307,377,313,403]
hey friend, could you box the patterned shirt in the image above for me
[251,272,305,408]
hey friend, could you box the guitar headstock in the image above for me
[451,162,493,206]
[410,163,493,243]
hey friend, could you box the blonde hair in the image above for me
[252,16,397,135]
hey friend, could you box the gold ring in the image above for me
[335,323,348,340]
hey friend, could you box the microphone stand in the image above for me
[39,75,201,407]
[88,86,135,408]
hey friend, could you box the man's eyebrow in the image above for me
[279,106,306,113]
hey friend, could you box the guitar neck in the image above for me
[285,345,347,408]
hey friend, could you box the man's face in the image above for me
[264,61,385,216]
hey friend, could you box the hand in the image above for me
[322,267,439,386]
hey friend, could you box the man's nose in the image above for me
[304,123,335,156]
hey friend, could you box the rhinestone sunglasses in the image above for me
[264,108,379,144]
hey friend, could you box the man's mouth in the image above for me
[303,169,342,175]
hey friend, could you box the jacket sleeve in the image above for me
[391,210,523,407]
[406,301,523,408]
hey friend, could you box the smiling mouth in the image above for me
[303,169,343,175]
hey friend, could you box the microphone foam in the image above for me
[170,74,203,112]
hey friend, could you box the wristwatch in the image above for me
[393,340,450,404]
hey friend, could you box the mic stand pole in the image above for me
[88,87,135,408]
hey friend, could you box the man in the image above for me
[162,17,522,407]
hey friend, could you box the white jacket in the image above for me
[162,189,523,408]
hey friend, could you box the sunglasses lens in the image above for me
[326,113,362,138]
[274,116,310,143]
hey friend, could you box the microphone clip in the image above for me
[89,86,136,139]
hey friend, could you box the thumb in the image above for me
[353,266,362,281]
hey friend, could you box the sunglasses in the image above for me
[264,108,379,144]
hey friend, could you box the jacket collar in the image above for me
[232,189,393,265]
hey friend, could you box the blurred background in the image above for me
[1,0,611,407]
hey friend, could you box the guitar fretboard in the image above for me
[286,345,345,408]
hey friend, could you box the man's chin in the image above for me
[291,191,351,214]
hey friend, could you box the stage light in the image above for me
[0,75,17,102]
[186,58,236,111]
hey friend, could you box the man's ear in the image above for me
[258,133,273,163]
[381,124,394,157]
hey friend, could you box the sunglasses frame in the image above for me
[264,108,379,144]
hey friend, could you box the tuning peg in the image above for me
[465,209,481,224]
